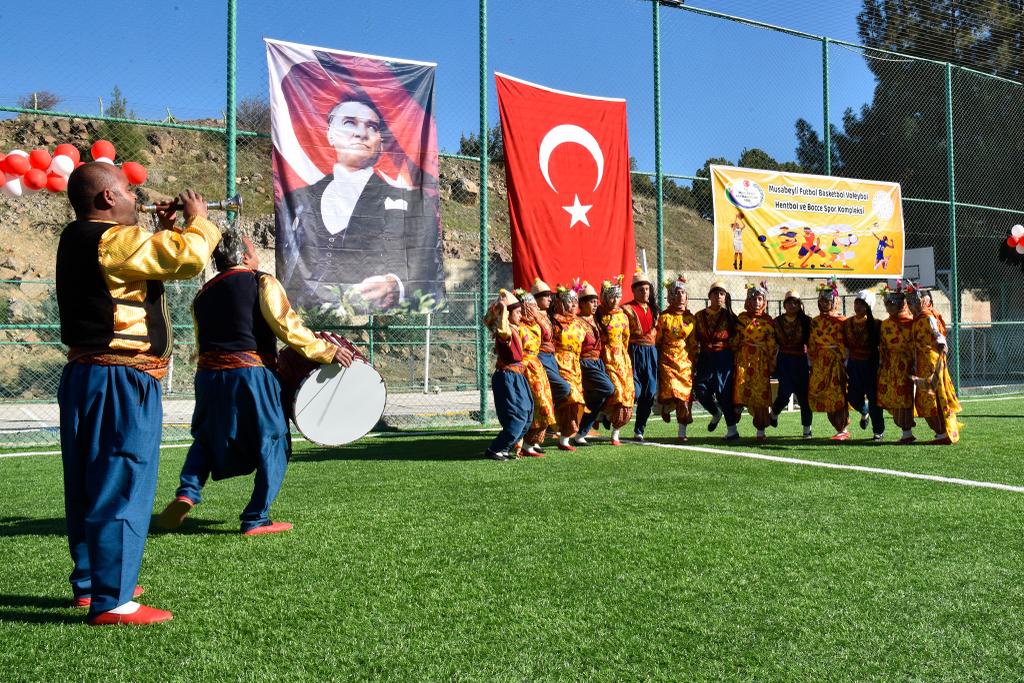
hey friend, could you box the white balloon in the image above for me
[94,156,114,165]
[1017,243,1024,255]
[1012,224,1024,239]
[3,177,24,197]
[7,149,28,158]
[49,155,75,177]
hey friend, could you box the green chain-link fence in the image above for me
[2,0,1023,447]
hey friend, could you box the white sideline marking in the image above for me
[643,441,1024,493]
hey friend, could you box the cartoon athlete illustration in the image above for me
[829,233,859,269]
[872,227,894,270]
[731,212,746,269]
[798,226,827,267]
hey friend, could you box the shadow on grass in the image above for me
[643,436,891,450]
[0,593,82,625]
[294,435,492,462]
[0,609,81,625]
[148,516,237,536]
[0,516,65,537]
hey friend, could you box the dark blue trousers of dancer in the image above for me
[489,369,534,455]
[771,352,813,431]
[846,358,885,436]
[629,344,658,437]
[60,363,162,617]
[695,348,738,429]
[175,367,291,533]
[538,351,572,405]
[577,358,615,438]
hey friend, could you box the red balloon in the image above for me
[0,171,6,186]
[121,161,148,185]
[1009,236,1018,248]
[45,173,68,192]
[22,168,47,190]
[74,160,85,169]
[28,149,51,171]
[90,139,116,162]
[3,154,30,176]
[53,143,81,164]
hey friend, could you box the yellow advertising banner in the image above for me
[711,165,904,278]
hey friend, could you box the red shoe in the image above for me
[557,443,576,452]
[87,604,172,626]
[524,449,544,458]
[242,521,293,536]
[74,584,144,609]
[930,436,953,445]
[611,439,622,446]
[156,496,195,530]
[898,436,917,445]
[830,431,851,441]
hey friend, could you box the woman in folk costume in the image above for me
[551,283,588,451]
[808,277,850,440]
[877,281,917,444]
[906,283,962,444]
[514,288,557,456]
[482,290,534,461]
[769,290,814,438]
[573,281,615,447]
[655,275,698,441]
[733,281,777,442]
[531,277,573,411]
[694,281,741,440]
[595,275,635,446]
[621,268,659,441]
[843,288,886,440]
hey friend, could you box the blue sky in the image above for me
[0,0,875,176]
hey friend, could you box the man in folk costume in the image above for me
[733,281,777,442]
[769,290,813,438]
[551,284,588,451]
[654,275,698,441]
[513,288,556,456]
[809,277,850,440]
[157,231,349,535]
[843,289,885,440]
[595,276,635,446]
[530,277,573,417]
[906,283,962,444]
[694,281,741,440]
[482,290,534,460]
[573,281,615,447]
[621,268,659,441]
[877,281,917,444]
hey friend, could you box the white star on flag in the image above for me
[562,194,593,228]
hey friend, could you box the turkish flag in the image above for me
[496,73,635,290]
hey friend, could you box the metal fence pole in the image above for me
[822,37,831,175]
[944,62,960,390]
[652,0,665,306]
[477,0,490,424]
[225,0,237,218]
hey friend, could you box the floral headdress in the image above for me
[816,276,839,301]
[555,280,580,307]
[903,278,926,305]
[746,280,769,299]
[601,274,624,302]
[663,274,688,292]
[513,287,536,305]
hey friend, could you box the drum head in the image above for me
[292,360,387,446]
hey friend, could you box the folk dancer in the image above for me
[694,281,741,440]
[654,276,698,441]
[573,281,615,447]
[531,277,573,426]
[769,290,813,438]
[514,289,557,456]
[907,283,961,444]
[551,284,588,451]
[843,289,885,440]
[57,164,221,625]
[877,282,917,444]
[482,290,534,460]
[622,268,659,441]
[596,276,635,446]
[809,278,850,440]
[733,281,777,442]
[157,231,349,536]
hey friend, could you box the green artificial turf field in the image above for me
[1,394,1023,681]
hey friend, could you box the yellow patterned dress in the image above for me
[733,311,777,410]
[912,310,961,440]
[518,321,557,433]
[808,314,848,413]
[877,313,915,412]
[655,310,697,404]
[598,307,635,427]
[553,313,587,432]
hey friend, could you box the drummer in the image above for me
[157,229,352,535]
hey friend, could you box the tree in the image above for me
[458,124,504,161]
[737,148,781,171]
[237,96,271,133]
[17,91,61,111]
[690,156,732,220]
[96,86,147,162]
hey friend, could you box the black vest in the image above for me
[56,220,169,356]
[193,270,277,356]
